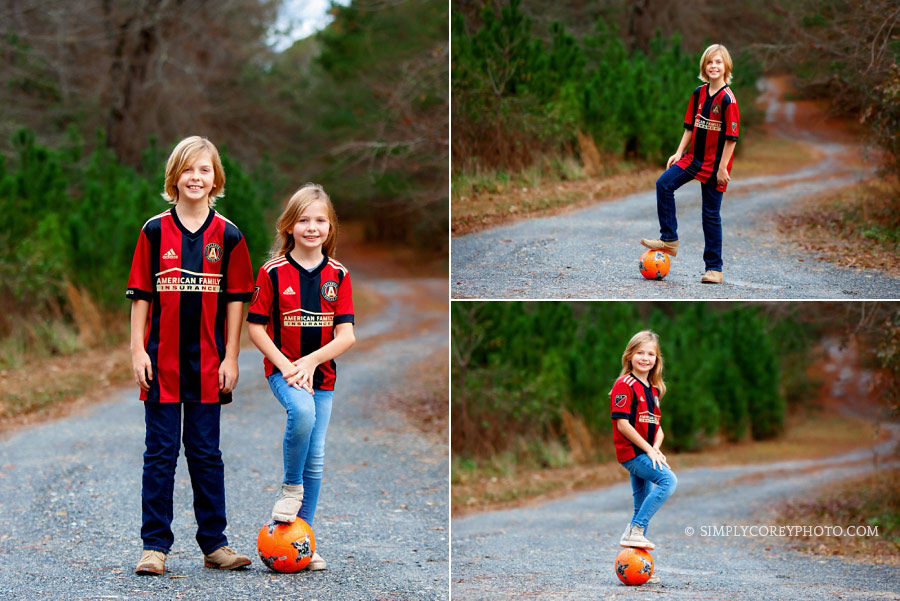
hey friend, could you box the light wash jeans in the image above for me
[621,453,678,535]
[267,374,334,526]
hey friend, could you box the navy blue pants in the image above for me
[141,402,228,554]
[656,162,725,272]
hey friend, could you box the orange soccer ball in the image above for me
[614,547,654,585]
[639,250,671,280]
[257,518,316,573]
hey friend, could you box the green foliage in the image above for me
[0,129,275,319]
[453,0,762,172]
[452,302,790,461]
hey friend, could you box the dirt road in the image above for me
[0,276,448,601]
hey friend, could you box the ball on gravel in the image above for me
[257,518,316,573]
[615,547,654,585]
[639,250,671,280]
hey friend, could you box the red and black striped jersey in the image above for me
[246,254,355,391]
[126,208,255,404]
[610,373,662,463]
[675,83,740,192]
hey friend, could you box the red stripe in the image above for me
[157,217,181,402]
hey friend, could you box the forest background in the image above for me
[0,0,448,376]
[452,0,900,253]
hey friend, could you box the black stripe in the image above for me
[180,233,203,402]
[146,226,162,402]
[299,269,325,389]
[271,268,281,370]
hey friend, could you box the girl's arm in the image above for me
[130,300,152,391]
[218,301,244,394]
[247,322,313,392]
[667,130,693,169]
[284,323,356,390]
[653,426,664,450]
[716,140,737,186]
[616,419,670,470]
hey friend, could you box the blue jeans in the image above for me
[267,374,334,526]
[656,162,725,272]
[621,453,677,535]
[141,402,228,554]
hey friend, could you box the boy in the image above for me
[641,44,740,284]
[127,136,255,574]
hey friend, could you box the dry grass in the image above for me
[452,413,884,517]
[451,133,821,237]
[774,467,900,566]
[382,347,449,441]
[775,176,900,274]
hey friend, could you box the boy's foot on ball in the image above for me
[135,550,167,575]
[640,238,679,257]
[204,546,252,570]
[701,270,723,284]
[619,524,633,547]
[621,525,655,549]
[272,483,304,522]
[306,551,327,571]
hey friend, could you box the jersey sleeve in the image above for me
[333,271,355,326]
[683,88,700,130]
[125,229,153,301]
[246,267,273,325]
[724,94,740,141]
[611,380,633,421]
[225,236,255,302]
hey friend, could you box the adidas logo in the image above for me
[283,286,296,295]
[163,248,178,260]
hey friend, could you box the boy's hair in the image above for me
[162,136,226,206]
[698,44,733,85]
[271,183,339,259]
[618,330,667,399]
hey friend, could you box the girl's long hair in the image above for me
[617,330,666,399]
[270,183,338,259]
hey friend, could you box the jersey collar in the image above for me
[170,207,215,239]
[285,253,328,278]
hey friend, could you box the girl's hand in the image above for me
[285,356,317,393]
[666,153,680,169]
[218,357,239,393]
[648,447,670,471]
[717,166,731,187]
[132,350,153,391]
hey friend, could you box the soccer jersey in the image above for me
[675,83,740,192]
[126,208,255,404]
[610,373,661,463]
[246,253,354,391]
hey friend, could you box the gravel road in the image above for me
[451,83,900,300]
[452,428,900,601]
[0,277,448,601]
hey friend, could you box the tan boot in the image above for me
[272,483,304,522]
[701,270,723,284]
[306,550,327,571]
[619,524,633,548]
[204,546,251,570]
[621,525,655,549]
[640,238,679,257]
[135,550,166,575]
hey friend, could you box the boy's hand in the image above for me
[717,166,731,187]
[666,153,680,169]
[218,357,239,393]
[132,350,153,391]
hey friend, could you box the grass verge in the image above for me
[383,346,448,442]
[775,467,900,566]
[451,413,885,517]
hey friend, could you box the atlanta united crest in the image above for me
[204,243,222,263]
[712,103,721,115]
[321,280,338,302]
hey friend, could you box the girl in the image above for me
[610,331,677,580]
[640,44,740,284]
[247,183,356,572]
[128,136,255,574]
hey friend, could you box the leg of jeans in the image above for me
[701,183,724,271]
[298,389,334,526]
[622,454,678,531]
[630,472,654,537]
[656,165,695,242]
[182,403,228,555]
[268,374,316,487]
[141,403,181,553]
